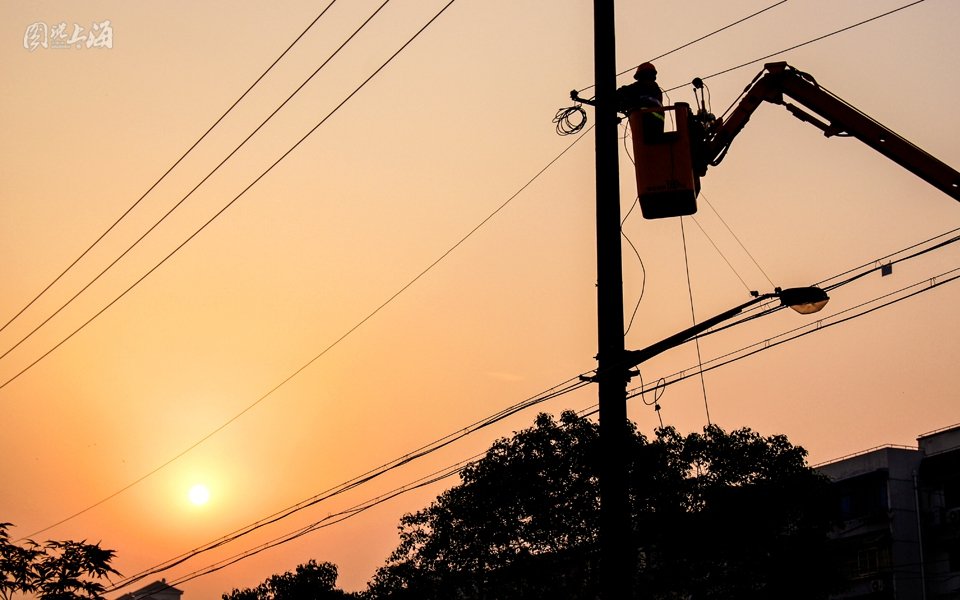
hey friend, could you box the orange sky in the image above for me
[2,0,958,597]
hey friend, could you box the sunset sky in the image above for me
[2,0,958,597]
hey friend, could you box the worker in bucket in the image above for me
[617,62,665,140]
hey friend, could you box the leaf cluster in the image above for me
[0,524,119,600]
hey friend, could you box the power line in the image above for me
[572,262,959,416]
[105,375,592,592]
[0,0,339,339]
[619,122,647,338]
[817,226,960,289]
[0,0,456,396]
[663,0,928,93]
[113,397,607,593]
[698,193,776,289]
[18,123,592,540]
[821,234,960,292]
[627,266,960,400]
[696,227,960,329]
[679,217,712,425]
[614,227,960,400]
[0,0,393,366]
[111,455,476,594]
[577,0,790,94]
[688,215,753,293]
[161,462,468,591]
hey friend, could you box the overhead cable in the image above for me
[577,0,790,94]
[0,0,393,366]
[820,234,960,292]
[112,400,609,592]
[0,0,339,339]
[105,375,591,591]
[679,217,712,424]
[817,226,960,289]
[700,227,960,329]
[16,0,461,538]
[698,193,776,289]
[663,0,929,93]
[627,266,960,400]
[0,0,455,396]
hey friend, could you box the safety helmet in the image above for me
[634,62,657,80]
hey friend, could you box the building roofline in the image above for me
[812,444,917,469]
[917,422,960,439]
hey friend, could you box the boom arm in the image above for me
[696,62,960,201]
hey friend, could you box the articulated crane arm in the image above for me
[695,62,960,202]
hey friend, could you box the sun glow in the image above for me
[188,484,211,506]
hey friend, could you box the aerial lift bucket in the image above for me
[629,102,700,219]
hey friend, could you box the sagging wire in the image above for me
[619,120,647,337]
[688,215,753,293]
[622,217,647,337]
[635,367,667,429]
[700,192,777,289]
[680,217,712,425]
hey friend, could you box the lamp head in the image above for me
[778,286,829,314]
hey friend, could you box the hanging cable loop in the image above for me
[553,103,587,135]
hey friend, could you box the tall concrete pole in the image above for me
[593,1,632,598]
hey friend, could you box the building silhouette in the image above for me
[116,579,184,600]
[818,423,960,599]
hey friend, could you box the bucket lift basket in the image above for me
[628,102,700,219]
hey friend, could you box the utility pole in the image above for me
[592,1,632,599]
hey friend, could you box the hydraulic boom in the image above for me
[696,61,960,201]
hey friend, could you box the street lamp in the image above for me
[624,286,830,370]
[778,286,830,315]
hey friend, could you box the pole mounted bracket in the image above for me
[571,90,595,106]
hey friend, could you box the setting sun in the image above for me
[188,484,211,506]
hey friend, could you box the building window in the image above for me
[949,547,960,573]
[857,548,880,576]
[836,472,889,521]
[944,476,960,510]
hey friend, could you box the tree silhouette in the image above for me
[369,411,603,599]
[0,523,119,600]
[221,559,354,600]
[366,411,838,599]
[0,523,40,600]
